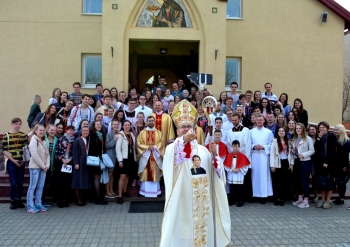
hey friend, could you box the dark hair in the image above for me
[82,94,90,100]
[264,82,272,88]
[104,95,112,100]
[128,98,137,103]
[95,113,103,119]
[89,95,97,109]
[129,86,137,91]
[232,113,241,119]
[308,125,318,137]
[45,104,57,115]
[119,91,126,96]
[245,90,253,95]
[159,75,166,79]
[214,117,223,123]
[113,110,125,122]
[214,129,222,134]
[253,90,261,102]
[276,127,288,153]
[73,82,81,87]
[279,93,289,107]
[121,120,132,132]
[147,115,155,121]
[79,119,89,131]
[95,83,103,88]
[239,94,246,100]
[11,118,22,124]
[110,87,118,100]
[55,122,64,128]
[318,121,330,130]
[294,98,305,114]
[232,140,240,146]
[65,98,74,104]
[66,125,75,131]
[90,120,105,136]
[230,82,238,87]
[259,98,272,114]
[287,111,297,122]
[192,155,201,161]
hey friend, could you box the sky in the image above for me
[335,0,350,11]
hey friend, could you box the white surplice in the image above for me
[226,126,251,163]
[160,137,231,247]
[250,127,274,198]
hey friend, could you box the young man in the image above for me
[250,114,274,204]
[118,91,128,110]
[165,100,175,115]
[266,113,277,136]
[245,90,255,108]
[124,98,137,126]
[171,82,183,99]
[153,75,168,95]
[261,82,278,105]
[223,97,234,114]
[227,82,240,110]
[95,95,116,116]
[55,99,74,131]
[177,79,186,92]
[188,86,197,99]
[137,116,164,197]
[67,94,95,130]
[69,82,83,106]
[209,102,227,129]
[135,95,153,122]
[204,117,227,145]
[224,140,250,207]
[94,83,103,102]
[222,109,234,131]
[3,118,28,209]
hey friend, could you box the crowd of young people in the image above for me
[2,77,350,213]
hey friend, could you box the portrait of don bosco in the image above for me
[149,0,187,28]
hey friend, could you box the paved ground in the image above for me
[1,200,350,247]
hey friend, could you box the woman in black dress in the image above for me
[72,126,91,206]
[88,120,107,205]
[116,120,137,204]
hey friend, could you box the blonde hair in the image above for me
[335,124,349,145]
[296,123,307,140]
[45,124,57,135]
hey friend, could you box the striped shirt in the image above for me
[3,132,28,159]
[68,92,83,106]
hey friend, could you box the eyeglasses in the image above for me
[179,125,193,129]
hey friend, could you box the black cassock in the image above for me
[71,138,91,190]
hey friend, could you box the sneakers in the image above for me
[316,201,326,208]
[36,204,48,212]
[347,206,350,210]
[298,201,310,208]
[322,202,331,209]
[333,198,344,205]
[27,206,40,214]
[42,202,52,207]
[311,197,319,203]
[292,198,303,205]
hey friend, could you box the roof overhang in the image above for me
[318,0,350,34]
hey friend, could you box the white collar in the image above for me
[156,111,163,115]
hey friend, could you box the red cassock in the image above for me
[223,152,250,169]
[205,142,228,168]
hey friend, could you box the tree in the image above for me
[342,69,350,121]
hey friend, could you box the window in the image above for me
[82,55,102,87]
[227,0,242,18]
[225,58,241,90]
[83,0,102,14]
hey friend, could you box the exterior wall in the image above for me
[345,34,350,70]
[0,0,346,133]
[225,0,344,127]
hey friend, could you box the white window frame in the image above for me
[225,58,241,91]
[82,54,102,88]
[226,0,243,19]
[82,0,102,15]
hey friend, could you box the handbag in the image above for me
[86,137,101,167]
[102,153,114,168]
[22,145,31,163]
[314,175,335,190]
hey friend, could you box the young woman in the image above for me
[27,124,50,213]
[72,126,91,206]
[110,87,119,106]
[249,113,257,129]
[131,112,146,187]
[287,111,297,123]
[27,95,42,128]
[145,90,153,108]
[74,119,89,138]
[55,91,68,110]
[31,104,57,128]
[152,94,161,109]
[291,123,315,209]
[116,120,137,204]
[258,98,272,118]
[270,127,294,206]
[276,113,287,129]
[287,120,296,140]
[128,86,140,103]
[273,106,282,117]
[197,105,209,136]
[162,89,174,111]
[48,88,61,105]
[42,124,58,207]
[219,91,227,105]
[105,120,120,198]
[333,124,350,206]
[88,120,108,205]
[190,98,198,108]
[294,98,308,127]
[253,90,261,106]
[55,122,64,138]
[194,91,201,107]
[108,110,125,132]
[88,95,98,111]
[54,125,75,208]
[174,95,181,105]
[313,121,336,209]
[278,93,291,117]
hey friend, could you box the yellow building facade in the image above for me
[0,0,349,133]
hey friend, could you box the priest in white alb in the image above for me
[250,114,274,204]
[137,116,163,197]
[160,100,231,247]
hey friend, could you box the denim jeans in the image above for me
[26,168,46,208]
[300,160,313,198]
[7,160,25,201]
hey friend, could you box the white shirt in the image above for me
[135,105,153,122]
[204,129,227,146]
[222,121,234,131]
[209,112,228,129]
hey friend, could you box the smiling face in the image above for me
[277,127,286,138]
[48,126,57,137]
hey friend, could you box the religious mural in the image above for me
[136,0,193,28]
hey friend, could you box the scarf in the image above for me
[96,131,103,141]
[64,133,75,143]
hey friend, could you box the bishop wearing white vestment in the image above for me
[160,100,231,247]
[250,115,274,199]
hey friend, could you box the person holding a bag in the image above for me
[26,124,50,213]
[291,123,315,209]
[31,104,57,128]
[116,120,137,204]
[314,121,337,209]
[3,118,28,210]
[333,124,350,206]
[87,120,108,205]
[55,125,76,208]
